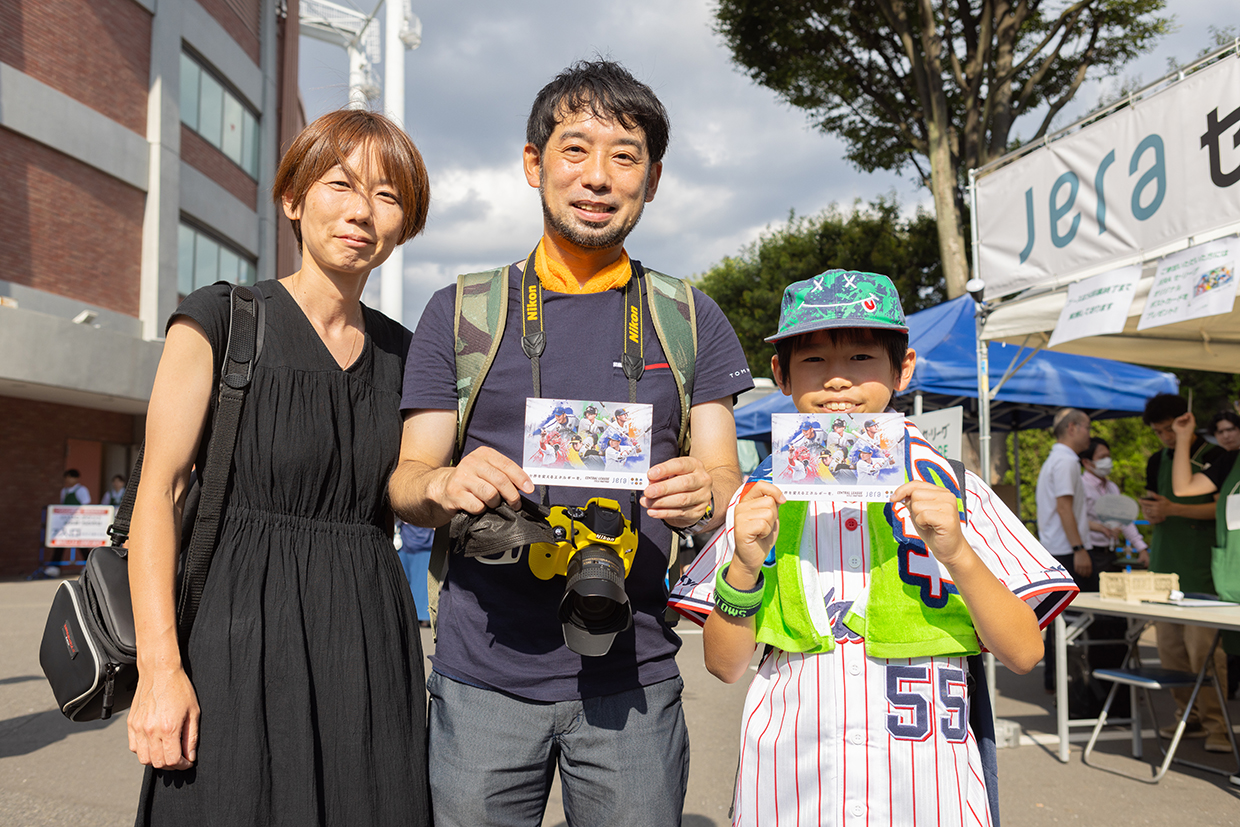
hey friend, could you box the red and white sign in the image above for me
[45,505,115,548]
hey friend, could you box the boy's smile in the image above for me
[772,330,916,415]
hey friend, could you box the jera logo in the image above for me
[1018,134,1166,264]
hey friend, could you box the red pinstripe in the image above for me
[950,739,964,826]
[975,488,1036,577]
[774,652,793,827]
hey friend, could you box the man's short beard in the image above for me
[539,172,646,250]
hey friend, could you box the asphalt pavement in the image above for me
[4,578,1240,826]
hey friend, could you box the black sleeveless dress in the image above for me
[137,280,429,826]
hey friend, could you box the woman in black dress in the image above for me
[127,110,431,825]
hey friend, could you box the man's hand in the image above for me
[425,446,534,516]
[1141,492,1171,523]
[1172,411,1197,442]
[642,455,713,526]
[891,481,969,567]
[729,482,785,585]
[1074,547,1093,578]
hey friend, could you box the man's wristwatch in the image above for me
[667,496,715,540]
[1072,544,1087,552]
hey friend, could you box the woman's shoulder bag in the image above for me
[38,284,265,721]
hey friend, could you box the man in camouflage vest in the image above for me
[390,60,752,827]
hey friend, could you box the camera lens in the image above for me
[559,543,633,657]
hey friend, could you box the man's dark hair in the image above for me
[1078,436,1110,462]
[526,60,671,164]
[1142,393,1187,425]
[64,469,80,479]
[1210,409,1240,434]
[772,328,909,387]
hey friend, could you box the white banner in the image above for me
[45,505,114,548]
[1047,265,1141,347]
[977,55,1240,297]
[908,407,963,461]
[1137,238,1239,331]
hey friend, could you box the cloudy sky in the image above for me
[298,1,1222,328]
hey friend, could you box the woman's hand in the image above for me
[127,663,200,770]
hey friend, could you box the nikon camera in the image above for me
[529,498,638,657]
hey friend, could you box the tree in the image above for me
[695,198,943,378]
[714,0,1171,297]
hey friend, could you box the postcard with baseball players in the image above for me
[771,411,907,500]
[522,398,653,489]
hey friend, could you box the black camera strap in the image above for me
[519,250,644,526]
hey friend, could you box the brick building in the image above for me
[0,0,303,576]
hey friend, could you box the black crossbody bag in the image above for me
[39,285,264,721]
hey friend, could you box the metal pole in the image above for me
[914,391,923,416]
[379,0,406,322]
[347,44,368,109]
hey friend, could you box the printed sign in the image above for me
[523,398,653,490]
[45,505,115,548]
[770,412,908,501]
[976,55,1240,297]
[1047,265,1142,346]
[1137,238,1239,331]
[908,407,963,460]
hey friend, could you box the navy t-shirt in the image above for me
[402,262,753,701]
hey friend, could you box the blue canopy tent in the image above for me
[735,295,1179,442]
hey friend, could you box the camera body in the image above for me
[529,497,638,580]
[529,498,638,656]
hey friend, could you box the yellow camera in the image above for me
[528,498,638,657]
[528,497,638,580]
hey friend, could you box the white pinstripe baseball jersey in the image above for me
[671,422,1078,827]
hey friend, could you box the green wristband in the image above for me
[715,564,764,618]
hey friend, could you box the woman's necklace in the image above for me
[294,276,363,367]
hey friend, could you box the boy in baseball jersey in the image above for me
[671,270,1078,826]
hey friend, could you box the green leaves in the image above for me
[694,199,944,378]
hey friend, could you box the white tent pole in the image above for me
[380,0,405,322]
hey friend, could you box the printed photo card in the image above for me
[770,412,908,501]
[523,398,654,490]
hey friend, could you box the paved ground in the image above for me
[4,577,1240,826]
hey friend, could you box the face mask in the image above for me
[1092,457,1113,477]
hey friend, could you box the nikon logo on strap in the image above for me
[526,284,539,321]
[628,306,641,344]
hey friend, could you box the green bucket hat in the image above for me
[765,269,907,342]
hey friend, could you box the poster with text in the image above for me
[523,398,653,489]
[1138,238,1238,331]
[1047,265,1141,347]
[771,412,907,501]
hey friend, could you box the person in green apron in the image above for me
[1149,401,1232,752]
[45,469,92,577]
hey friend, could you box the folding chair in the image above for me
[1083,627,1240,782]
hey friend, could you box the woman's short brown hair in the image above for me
[273,109,430,250]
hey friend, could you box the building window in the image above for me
[178,223,257,299]
[180,51,260,178]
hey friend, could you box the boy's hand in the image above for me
[890,480,970,568]
[729,482,786,586]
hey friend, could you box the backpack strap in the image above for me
[642,268,697,455]
[453,267,509,458]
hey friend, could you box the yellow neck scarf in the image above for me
[533,239,632,294]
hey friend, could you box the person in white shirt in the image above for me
[46,469,93,576]
[102,474,127,507]
[1035,408,1091,691]
[1079,437,1148,566]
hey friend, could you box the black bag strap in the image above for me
[101,284,263,641]
[176,285,263,640]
